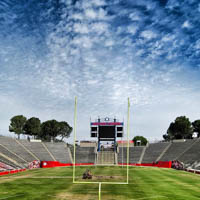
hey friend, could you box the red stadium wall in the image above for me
[41,161,171,168]
[40,161,94,168]
[157,161,172,168]
[0,169,26,176]
[118,161,172,168]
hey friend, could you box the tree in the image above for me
[40,120,72,141]
[163,116,193,140]
[9,115,27,139]
[58,121,72,141]
[23,117,41,138]
[192,120,200,138]
[133,136,148,146]
[40,120,60,141]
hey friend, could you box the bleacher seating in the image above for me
[118,147,144,163]
[142,143,169,163]
[160,140,195,161]
[19,140,54,161]
[178,139,200,165]
[0,135,200,170]
[0,155,20,169]
[71,147,95,163]
[0,136,35,163]
[0,145,26,167]
[44,142,72,163]
[0,161,14,170]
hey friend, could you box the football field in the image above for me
[0,166,200,200]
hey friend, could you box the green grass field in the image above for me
[0,166,200,200]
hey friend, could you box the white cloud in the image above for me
[87,80,99,85]
[105,39,114,47]
[71,13,83,20]
[129,12,140,21]
[91,22,108,34]
[74,23,89,34]
[141,30,157,40]
[85,9,97,19]
[93,0,106,7]
[127,25,138,35]
[182,20,191,28]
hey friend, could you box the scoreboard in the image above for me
[99,126,115,138]
[90,117,124,139]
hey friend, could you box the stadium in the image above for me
[1,0,200,199]
[0,108,200,199]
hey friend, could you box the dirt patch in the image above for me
[53,193,95,200]
[54,192,124,200]
[92,175,124,180]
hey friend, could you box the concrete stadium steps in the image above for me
[0,136,35,162]
[19,140,54,161]
[142,142,169,163]
[44,142,72,163]
[0,154,21,169]
[178,139,200,165]
[0,144,26,167]
[118,147,144,164]
[160,140,196,161]
[71,147,95,163]
[97,151,115,165]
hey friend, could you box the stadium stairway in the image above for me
[15,139,39,161]
[41,143,56,161]
[138,146,146,164]
[97,151,115,165]
[156,142,172,162]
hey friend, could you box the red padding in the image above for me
[0,169,26,176]
[40,161,94,168]
[118,161,172,168]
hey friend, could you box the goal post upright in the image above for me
[73,96,77,183]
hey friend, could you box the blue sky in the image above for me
[0,0,200,142]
